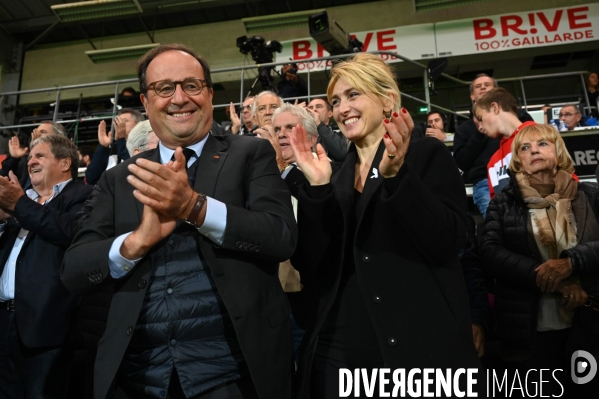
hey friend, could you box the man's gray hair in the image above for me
[126,120,154,156]
[252,90,283,119]
[30,134,78,178]
[40,120,67,136]
[272,103,318,139]
[561,104,581,113]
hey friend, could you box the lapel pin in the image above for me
[214,155,220,159]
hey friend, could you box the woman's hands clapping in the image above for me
[379,108,413,178]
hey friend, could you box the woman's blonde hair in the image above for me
[326,53,401,112]
[510,124,575,174]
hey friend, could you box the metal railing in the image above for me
[0,51,593,134]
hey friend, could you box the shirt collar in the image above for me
[26,178,72,204]
[158,133,210,166]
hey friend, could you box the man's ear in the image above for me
[141,94,149,116]
[61,158,72,173]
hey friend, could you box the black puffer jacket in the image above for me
[480,173,599,359]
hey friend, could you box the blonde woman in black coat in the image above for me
[289,53,481,398]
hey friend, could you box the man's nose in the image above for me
[170,84,188,104]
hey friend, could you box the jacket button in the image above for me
[171,339,177,345]
[373,295,382,303]
[362,254,371,263]
[167,239,173,245]
[138,280,146,289]
[387,337,397,346]
[126,326,133,336]
[167,288,173,294]
[243,243,249,249]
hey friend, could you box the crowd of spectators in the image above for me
[0,44,599,399]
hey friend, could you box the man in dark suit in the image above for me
[62,44,297,399]
[0,134,92,398]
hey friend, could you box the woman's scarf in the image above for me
[515,170,578,259]
[516,169,579,325]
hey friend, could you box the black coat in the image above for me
[0,179,92,348]
[480,174,599,359]
[291,137,481,397]
[61,134,297,399]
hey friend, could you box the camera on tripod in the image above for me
[236,36,282,64]
[236,35,283,93]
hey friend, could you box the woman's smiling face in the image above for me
[331,79,387,143]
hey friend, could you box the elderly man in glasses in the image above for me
[225,96,256,136]
[62,44,297,399]
[559,104,583,131]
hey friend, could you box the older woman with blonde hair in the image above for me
[481,123,599,396]
[289,53,480,398]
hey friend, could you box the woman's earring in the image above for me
[384,110,392,119]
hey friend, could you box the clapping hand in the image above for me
[288,123,331,186]
[114,116,127,140]
[8,136,28,159]
[97,120,112,147]
[229,102,242,134]
[379,109,413,178]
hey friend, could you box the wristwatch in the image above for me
[183,192,207,228]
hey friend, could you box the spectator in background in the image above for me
[473,87,536,199]
[425,110,449,142]
[121,87,137,97]
[277,63,307,101]
[236,96,256,135]
[586,71,598,111]
[305,98,348,162]
[0,121,67,189]
[453,73,533,218]
[125,120,159,157]
[78,145,93,167]
[119,87,142,108]
[84,108,144,185]
[0,134,92,399]
[253,90,283,140]
[223,97,257,136]
[559,104,582,131]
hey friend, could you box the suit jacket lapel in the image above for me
[192,135,228,197]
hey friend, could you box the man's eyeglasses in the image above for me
[242,105,253,111]
[257,104,279,113]
[147,78,206,98]
[559,112,579,118]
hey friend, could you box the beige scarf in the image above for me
[516,170,578,326]
[515,170,578,259]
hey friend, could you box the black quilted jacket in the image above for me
[480,173,599,360]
